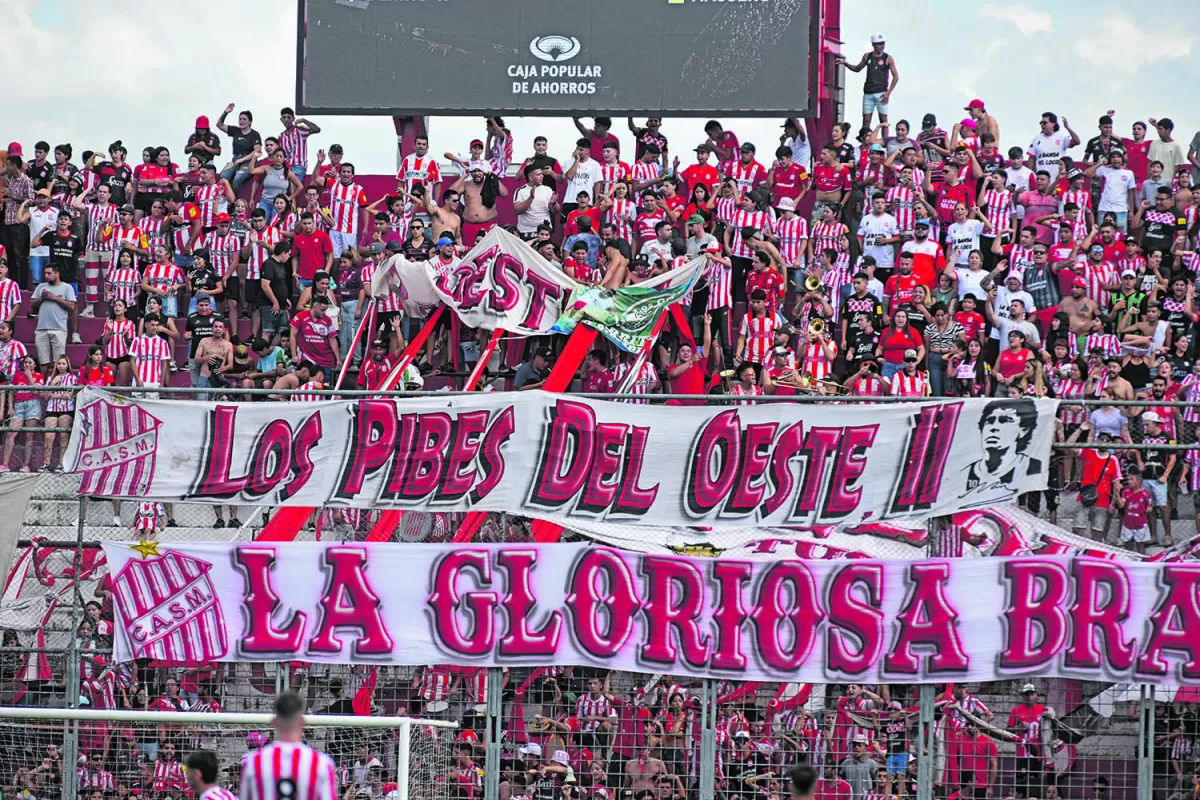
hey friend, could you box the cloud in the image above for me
[1074,12,1193,75]
[978,3,1054,36]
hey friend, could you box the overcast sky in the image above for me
[4,0,1196,174]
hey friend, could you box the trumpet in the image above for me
[810,318,825,335]
[804,274,823,292]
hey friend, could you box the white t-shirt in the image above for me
[1094,165,1136,213]
[639,239,673,265]
[514,183,555,234]
[859,212,899,267]
[1028,130,1074,178]
[990,287,1037,341]
[28,207,60,257]
[956,268,988,301]
[1005,165,1036,195]
[566,158,603,204]
[946,220,984,264]
[784,135,812,171]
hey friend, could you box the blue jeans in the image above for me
[298,278,313,291]
[220,162,252,191]
[863,91,889,117]
[927,352,946,397]
[340,300,360,363]
[290,164,307,182]
[29,255,48,284]
[882,361,902,381]
[174,253,195,270]
[1103,210,1129,233]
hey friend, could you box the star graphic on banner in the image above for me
[131,541,162,559]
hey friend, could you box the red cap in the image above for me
[195,115,211,129]
[1072,276,1087,288]
[964,99,985,111]
[215,212,232,223]
[6,142,22,157]
[470,139,484,148]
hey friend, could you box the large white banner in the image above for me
[65,390,1056,527]
[100,541,1200,684]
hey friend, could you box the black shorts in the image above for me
[376,311,401,335]
[108,355,130,366]
[133,192,160,216]
[243,278,262,308]
[222,278,242,304]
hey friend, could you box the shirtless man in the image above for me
[600,238,631,290]
[268,361,314,399]
[1096,356,1135,401]
[419,187,463,245]
[1120,302,1171,354]
[1058,276,1102,354]
[446,161,508,245]
[193,319,232,388]
[625,746,668,793]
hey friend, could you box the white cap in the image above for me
[1022,683,1037,693]
[777,197,796,211]
[870,33,885,44]
[1143,411,1163,424]
[519,743,542,757]
[551,749,570,765]
[467,160,492,174]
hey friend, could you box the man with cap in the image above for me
[917,114,950,187]
[839,736,880,800]
[22,187,60,286]
[773,197,808,286]
[356,335,401,393]
[514,347,553,391]
[184,116,222,163]
[448,157,508,245]
[1007,684,1047,799]
[2,150,35,287]
[964,98,1000,144]
[780,117,812,171]
[835,34,899,138]
[725,142,768,198]
[630,143,668,205]
[313,142,346,204]
[184,291,224,387]
[1135,410,1175,546]
[681,143,720,197]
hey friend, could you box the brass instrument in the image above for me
[810,318,825,335]
[804,274,823,292]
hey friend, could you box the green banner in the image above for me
[551,274,698,352]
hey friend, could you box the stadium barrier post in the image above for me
[917,684,936,800]
[61,496,88,800]
[398,718,412,800]
[1137,686,1153,800]
[484,666,503,800]
[699,679,716,800]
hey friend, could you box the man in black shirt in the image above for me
[216,104,262,191]
[259,242,293,336]
[185,294,224,366]
[519,136,565,192]
[26,141,54,189]
[37,211,85,342]
[1133,186,1185,257]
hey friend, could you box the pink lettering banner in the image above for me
[101,542,1200,684]
[65,390,1057,528]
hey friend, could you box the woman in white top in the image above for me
[944,201,993,267]
[947,249,989,301]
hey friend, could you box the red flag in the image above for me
[352,667,379,716]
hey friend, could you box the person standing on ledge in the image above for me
[836,33,900,139]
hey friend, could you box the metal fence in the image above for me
[0,387,1197,800]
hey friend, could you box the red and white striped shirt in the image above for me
[635,210,667,244]
[84,201,120,251]
[1005,244,1036,284]
[706,260,732,311]
[1085,332,1121,359]
[889,370,928,397]
[1181,375,1200,424]
[102,224,148,268]
[418,665,455,701]
[201,230,242,277]
[290,380,325,402]
[728,209,774,258]
[576,692,616,732]
[712,195,738,225]
[152,759,187,792]
[740,313,777,363]
[173,204,201,254]
[279,125,312,169]
[1061,189,1092,215]
[812,221,849,255]
[396,154,442,193]
[630,160,661,203]
[724,160,768,195]
[143,262,185,297]
[775,215,809,266]
[245,225,283,281]
[802,339,836,380]
[107,267,141,306]
[129,335,171,387]
[329,181,368,234]
[605,198,636,242]
[140,215,169,253]
[885,184,917,232]
[240,741,337,800]
[0,340,28,375]
[615,360,657,403]
[597,161,631,197]
[201,786,241,800]
[359,262,403,314]
[78,767,115,791]
[103,318,136,361]
[490,133,513,176]
[1082,261,1118,309]
[0,277,21,321]
[46,373,78,414]
[822,267,854,322]
[979,188,1014,237]
[1057,379,1087,424]
[271,211,298,235]
[195,184,228,228]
